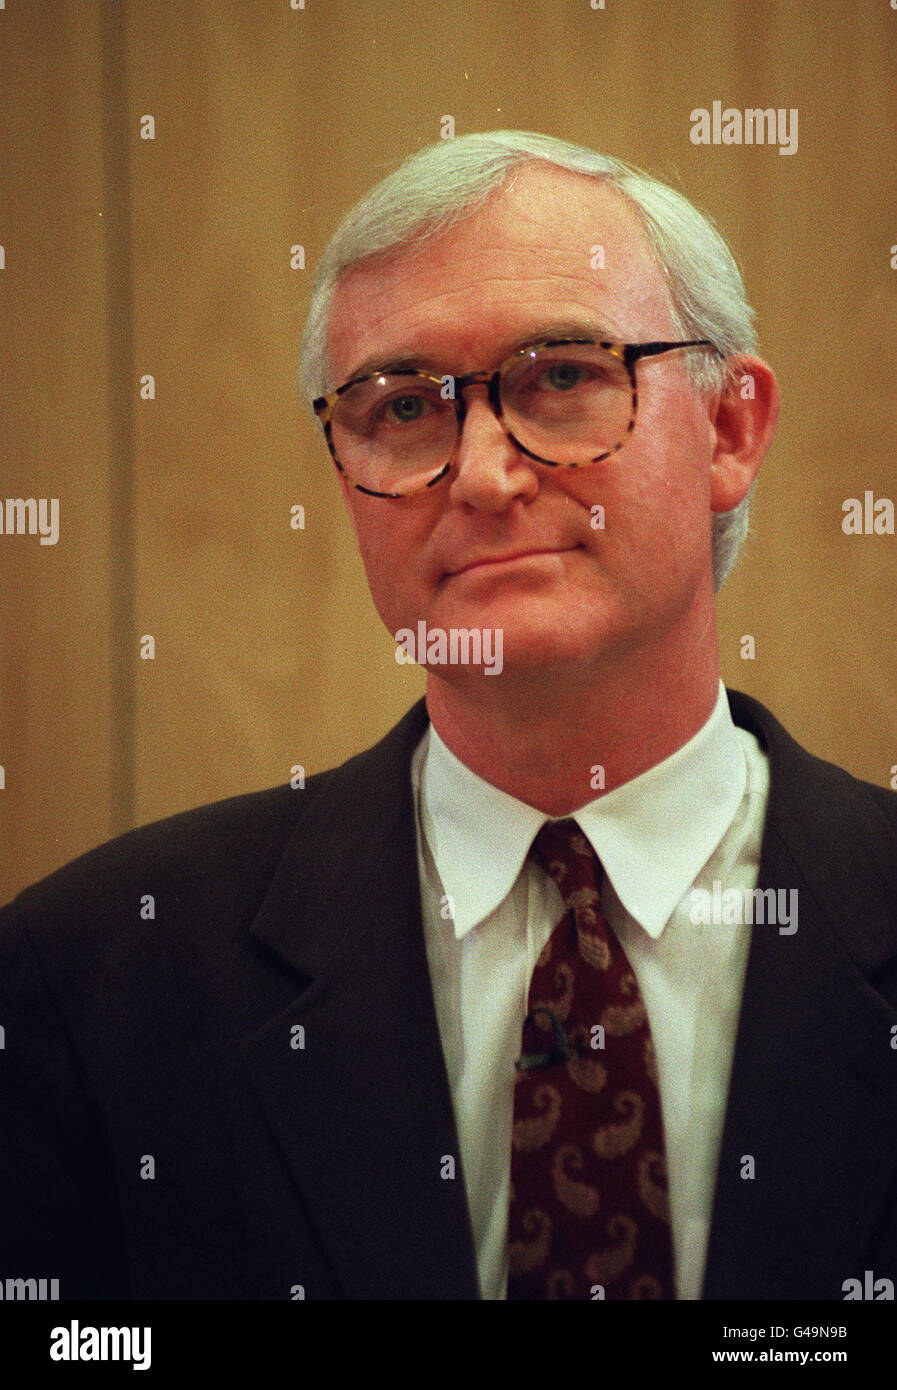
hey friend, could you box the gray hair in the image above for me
[299,130,762,589]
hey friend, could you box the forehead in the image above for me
[327,163,678,383]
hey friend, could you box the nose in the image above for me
[448,386,540,512]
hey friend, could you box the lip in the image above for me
[448,547,575,577]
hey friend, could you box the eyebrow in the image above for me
[343,319,623,383]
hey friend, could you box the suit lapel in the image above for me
[237,686,897,1300]
[242,700,480,1299]
[703,692,897,1298]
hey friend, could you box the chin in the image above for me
[501,629,597,669]
[480,625,598,678]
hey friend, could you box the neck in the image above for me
[424,643,721,817]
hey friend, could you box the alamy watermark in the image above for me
[394,621,503,675]
[0,497,59,545]
[0,1275,59,1299]
[49,1321,151,1371]
[689,882,798,934]
[690,103,798,156]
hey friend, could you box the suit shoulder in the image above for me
[0,770,334,945]
[858,775,897,825]
[729,685,897,811]
[0,694,430,964]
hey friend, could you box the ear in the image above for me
[708,355,780,512]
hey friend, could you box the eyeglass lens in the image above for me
[328,343,634,495]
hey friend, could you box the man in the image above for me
[1,131,896,1302]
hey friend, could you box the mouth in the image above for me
[448,547,577,577]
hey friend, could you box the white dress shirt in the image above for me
[410,680,770,1300]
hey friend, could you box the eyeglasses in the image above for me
[313,338,722,499]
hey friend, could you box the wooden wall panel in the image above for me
[0,1,119,899]
[2,0,895,900]
[713,0,897,788]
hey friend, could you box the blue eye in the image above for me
[388,394,427,422]
[544,363,587,391]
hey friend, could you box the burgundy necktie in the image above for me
[506,818,675,1300]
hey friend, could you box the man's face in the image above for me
[326,163,725,685]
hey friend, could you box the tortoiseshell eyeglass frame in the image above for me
[312,338,723,499]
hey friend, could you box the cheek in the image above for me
[355,522,396,591]
[618,399,712,523]
[347,502,428,617]
[561,425,712,586]
[646,388,714,479]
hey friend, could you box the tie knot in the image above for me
[530,818,603,912]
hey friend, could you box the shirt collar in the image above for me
[417,680,747,941]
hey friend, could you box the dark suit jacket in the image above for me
[2,689,897,1300]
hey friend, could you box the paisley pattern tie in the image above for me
[506,818,676,1300]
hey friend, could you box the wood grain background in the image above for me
[1,0,895,900]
